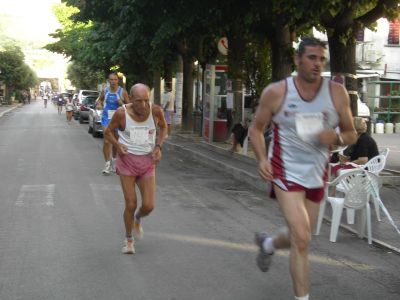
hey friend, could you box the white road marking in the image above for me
[15,184,55,207]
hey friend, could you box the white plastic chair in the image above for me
[316,169,372,244]
[337,154,386,222]
[379,148,390,159]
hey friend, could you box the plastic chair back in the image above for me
[379,148,390,159]
[337,170,370,209]
[364,154,386,174]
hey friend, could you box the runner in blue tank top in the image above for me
[96,72,129,175]
[249,37,357,300]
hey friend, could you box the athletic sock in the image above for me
[126,235,133,241]
[262,237,275,254]
[295,294,309,300]
[134,212,141,222]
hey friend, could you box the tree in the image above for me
[320,0,400,115]
[0,44,38,100]
[67,62,103,90]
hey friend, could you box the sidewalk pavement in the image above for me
[0,103,22,118]
[165,133,400,253]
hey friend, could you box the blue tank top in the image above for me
[102,87,123,126]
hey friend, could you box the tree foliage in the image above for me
[0,44,38,93]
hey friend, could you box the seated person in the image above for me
[230,118,250,152]
[332,117,379,176]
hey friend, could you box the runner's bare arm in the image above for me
[154,105,168,142]
[96,91,105,109]
[151,105,168,163]
[120,89,130,105]
[249,81,285,161]
[318,82,357,146]
[249,81,285,182]
[104,108,128,155]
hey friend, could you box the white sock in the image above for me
[295,294,309,300]
[262,237,275,254]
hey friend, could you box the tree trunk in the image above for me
[174,55,183,128]
[152,70,161,105]
[181,55,194,131]
[227,32,246,129]
[328,30,358,116]
[269,25,293,82]
[163,59,173,90]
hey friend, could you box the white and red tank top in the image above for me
[269,77,339,188]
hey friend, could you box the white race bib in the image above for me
[130,126,149,145]
[108,110,116,119]
[295,112,323,143]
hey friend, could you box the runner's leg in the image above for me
[274,186,319,298]
[103,126,111,161]
[120,175,138,238]
[136,175,156,218]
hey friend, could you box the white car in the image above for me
[88,107,103,138]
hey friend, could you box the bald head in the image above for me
[130,83,150,98]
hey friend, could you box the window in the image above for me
[388,19,400,45]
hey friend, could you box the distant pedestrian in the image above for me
[65,98,74,123]
[104,83,167,254]
[57,96,64,115]
[43,94,48,108]
[162,85,174,136]
[97,72,129,175]
[249,37,357,300]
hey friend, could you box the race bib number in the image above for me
[295,112,323,142]
[107,110,116,119]
[130,126,149,145]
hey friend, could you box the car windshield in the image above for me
[82,91,99,97]
[82,96,97,105]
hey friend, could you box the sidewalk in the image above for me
[165,133,400,253]
[0,103,22,118]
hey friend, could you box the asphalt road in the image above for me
[0,101,399,300]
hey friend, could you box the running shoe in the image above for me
[133,218,144,240]
[254,232,274,272]
[122,239,135,254]
[102,161,111,175]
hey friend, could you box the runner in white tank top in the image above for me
[104,83,168,255]
[249,37,357,300]
[270,76,339,189]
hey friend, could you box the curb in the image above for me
[0,104,22,118]
[165,136,400,255]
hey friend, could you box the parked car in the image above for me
[88,106,103,138]
[78,95,98,123]
[74,90,99,120]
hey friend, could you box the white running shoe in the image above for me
[122,239,135,254]
[102,161,111,175]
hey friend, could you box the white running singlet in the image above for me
[269,77,339,188]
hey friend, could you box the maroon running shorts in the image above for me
[270,178,325,203]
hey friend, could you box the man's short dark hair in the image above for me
[108,72,118,79]
[297,37,327,56]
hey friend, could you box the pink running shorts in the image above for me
[116,153,155,178]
